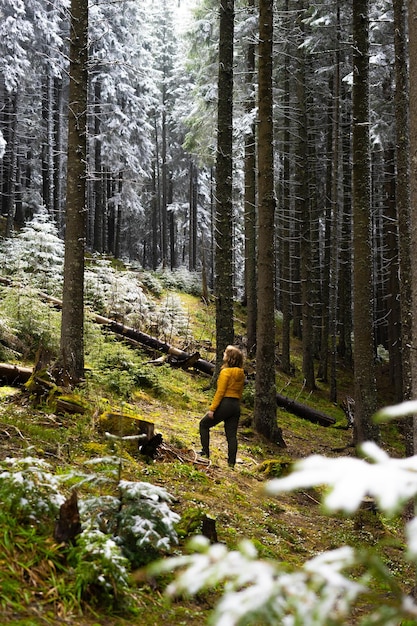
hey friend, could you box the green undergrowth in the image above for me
[0,282,410,626]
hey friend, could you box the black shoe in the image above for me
[198,450,209,458]
[228,463,235,469]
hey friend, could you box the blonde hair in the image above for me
[222,345,244,369]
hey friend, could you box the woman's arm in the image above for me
[209,369,229,412]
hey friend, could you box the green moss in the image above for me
[256,458,293,478]
[176,507,206,539]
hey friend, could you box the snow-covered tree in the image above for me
[0,209,64,292]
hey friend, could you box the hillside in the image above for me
[0,274,411,626]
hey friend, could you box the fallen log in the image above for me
[276,393,336,427]
[93,314,215,376]
[0,363,32,385]
[35,291,217,376]
[169,351,201,369]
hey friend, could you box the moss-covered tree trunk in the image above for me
[57,0,88,384]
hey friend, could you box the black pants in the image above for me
[199,397,240,465]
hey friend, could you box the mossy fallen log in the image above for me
[276,393,336,427]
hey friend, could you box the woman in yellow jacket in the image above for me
[199,345,245,468]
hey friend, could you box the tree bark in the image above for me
[329,16,341,404]
[244,0,257,357]
[54,77,65,234]
[352,0,378,443]
[214,0,235,367]
[295,3,315,392]
[408,0,417,453]
[189,162,198,271]
[394,0,412,453]
[278,0,291,376]
[384,148,403,403]
[42,71,55,216]
[254,0,285,447]
[56,0,89,385]
[5,93,19,237]
[338,83,353,368]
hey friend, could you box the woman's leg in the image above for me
[217,398,240,466]
[224,414,239,466]
[199,412,223,457]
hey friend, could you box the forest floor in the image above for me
[0,289,412,626]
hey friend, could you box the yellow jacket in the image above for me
[209,367,245,412]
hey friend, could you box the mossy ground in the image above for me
[0,289,411,625]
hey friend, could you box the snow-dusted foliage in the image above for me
[0,456,65,523]
[153,403,417,625]
[88,0,157,226]
[80,479,180,567]
[0,0,34,92]
[0,453,180,602]
[74,463,181,568]
[84,259,151,322]
[156,266,203,296]
[0,212,196,343]
[0,209,64,292]
[84,260,194,342]
[154,538,365,626]
[70,528,131,601]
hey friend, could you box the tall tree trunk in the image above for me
[317,85,333,384]
[338,84,353,367]
[254,0,285,447]
[244,0,257,357]
[352,0,378,443]
[4,93,18,237]
[279,0,291,375]
[329,16,341,404]
[151,160,159,270]
[114,172,123,258]
[161,94,168,266]
[408,0,417,454]
[54,78,65,233]
[214,0,235,366]
[92,80,104,253]
[42,71,55,215]
[153,116,161,267]
[189,162,198,271]
[384,148,402,402]
[295,5,315,391]
[393,0,412,453]
[57,0,88,385]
